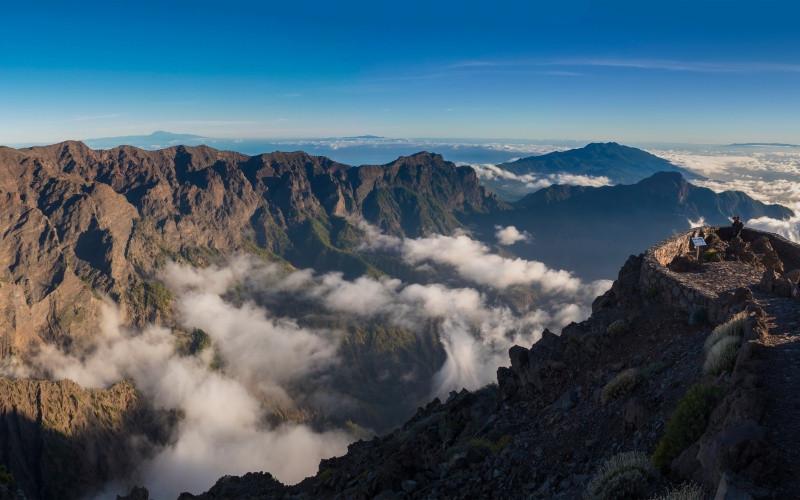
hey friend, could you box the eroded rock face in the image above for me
[0,142,506,497]
[0,143,503,359]
[0,377,170,500]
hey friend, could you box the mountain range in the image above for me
[0,140,793,498]
[465,170,792,279]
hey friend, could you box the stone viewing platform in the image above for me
[640,224,800,497]
[640,226,800,322]
[662,261,763,297]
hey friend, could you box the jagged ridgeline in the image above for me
[0,142,502,351]
[0,142,518,497]
[0,141,795,498]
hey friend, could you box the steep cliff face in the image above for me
[0,144,502,358]
[0,377,169,500]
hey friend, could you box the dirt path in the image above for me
[752,291,800,496]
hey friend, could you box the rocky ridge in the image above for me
[0,142,502,360]
[162,226,799,499]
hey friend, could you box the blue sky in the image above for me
[2,0,799,144]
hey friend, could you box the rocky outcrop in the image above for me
[0,377,171,500]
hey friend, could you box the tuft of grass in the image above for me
[584,451,651,500]
[463,435,512,454]
[703,336,740,376]
[649,481,706,500]
[704,311,747,352]
[601,368,643,404]
[652,384,726,470]
[641,361,668,379]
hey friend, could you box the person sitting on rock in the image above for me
[731,216,744,237]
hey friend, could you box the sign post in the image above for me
[692,236,707,261]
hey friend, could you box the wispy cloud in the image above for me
[69,113,121,121]
[450,58,800,75]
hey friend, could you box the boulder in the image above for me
[783,268,800,283]
[668,255,703,272]
[758,268,778,293]
[752,237,783,273]
[623,397,647,432]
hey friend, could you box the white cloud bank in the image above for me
[651,148,800,242]
[29,302,349,499]
[6,223,613,497]
[466,162,613,190]
[357,221,593,294]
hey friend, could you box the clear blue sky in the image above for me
[2,0,799,144]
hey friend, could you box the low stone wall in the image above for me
[639,226,800,323]
[640,227,721,320]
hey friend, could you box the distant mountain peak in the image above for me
[496,142,700,186]
[148,130,204,139]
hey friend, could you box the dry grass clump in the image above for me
[703,336,741,375]
[649,482,706,500]
[704,311,747,352]
[601,368,643,404]
[584,451,651,500]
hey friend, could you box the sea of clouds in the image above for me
[466,162,613,190]
[650,147,800,241]
[3,222,610,497]
[7,141,794,497]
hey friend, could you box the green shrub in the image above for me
[688,307,708,325]
[702,249,718,261]
[584,451,651,500]
[703,336,740,375]
[127,280,174,319]
[652,384,725,470]
[704,311,747,352]
[601,368,643,404]
[175,328,212,356]
[645,286,658,299]
[0,464,13,486]
[649,481,706,500]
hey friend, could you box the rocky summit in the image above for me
[113,225,799,499]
